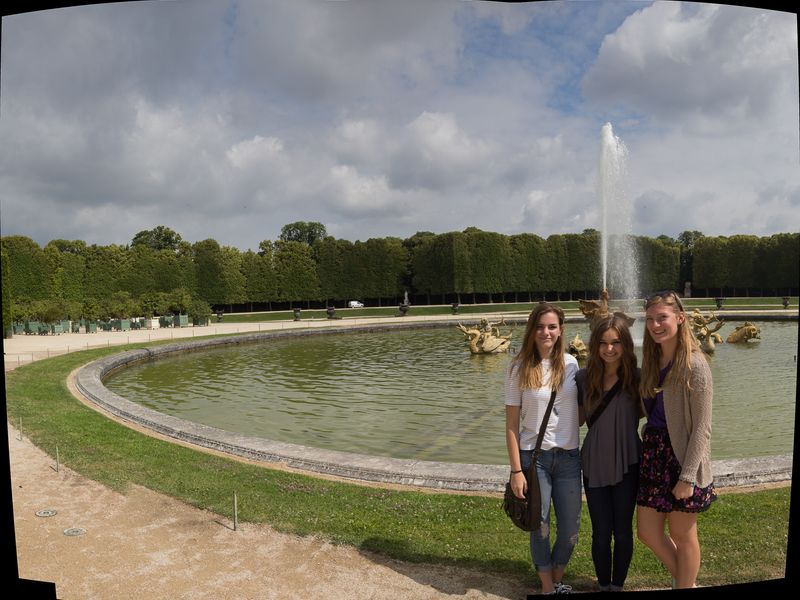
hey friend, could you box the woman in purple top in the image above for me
[636,291,716,589]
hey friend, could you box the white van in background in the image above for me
[347,300,364,308]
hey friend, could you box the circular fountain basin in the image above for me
[76,319,796,491]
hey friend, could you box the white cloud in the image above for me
[583,3,798,132]
[326,165,406,217]
[389,111,495,191]
[328,119,384,167]
[520,185,595,236]
[226,0,462,105]
[226,136,284,171]
[0,1,796,252]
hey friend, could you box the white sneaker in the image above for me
[554,582,572,594]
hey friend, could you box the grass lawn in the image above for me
[5,346,790,591]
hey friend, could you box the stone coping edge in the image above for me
[74,322,793,492]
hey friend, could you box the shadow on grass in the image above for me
[356,536,599,596]
[357,536,531,598]
[357,534,618,595]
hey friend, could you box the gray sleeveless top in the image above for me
[576,368,643,488]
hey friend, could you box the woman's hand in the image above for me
[511,470,527,499]
[672,480,694,500]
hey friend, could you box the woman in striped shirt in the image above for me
[505,303,581,595]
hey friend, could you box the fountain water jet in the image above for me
[599,123,638,300]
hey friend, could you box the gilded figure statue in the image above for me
[567,333,588,361]
[456,318,513,354]
[689,309,725,353]
[579,289,635,330]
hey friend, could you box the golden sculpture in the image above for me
[567,333,588,361]
[726,322,761,344]
[456,318,513,354]
[689,309,725,354]
[578,289,611,328]
[579,289,635,330]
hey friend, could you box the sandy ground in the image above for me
[9,424,529,600]
[6,320,530,599]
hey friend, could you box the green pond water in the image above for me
[105,321,797,464]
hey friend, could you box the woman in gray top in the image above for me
[577,315,642,592]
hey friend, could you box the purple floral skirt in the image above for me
[636,427,716,513]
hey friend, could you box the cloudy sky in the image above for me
[1,0,797,251]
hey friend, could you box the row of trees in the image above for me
[407,228,682,303]
[689,233,799,296]
[2,224,798,330]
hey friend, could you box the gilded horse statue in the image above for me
[726,322,761,343]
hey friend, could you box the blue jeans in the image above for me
[521,447,582,572]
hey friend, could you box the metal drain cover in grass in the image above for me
[63,528,86,536]
[35,509,57,518]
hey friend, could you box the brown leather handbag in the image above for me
[503,389,557,531]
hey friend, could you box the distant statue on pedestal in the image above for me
[684,281,692,298]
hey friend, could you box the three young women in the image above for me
[505,303,581,595]
[636,291,716,589]
[576,315,642,591]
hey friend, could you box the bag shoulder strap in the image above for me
[586,379,622,428]
[531,389,557,462]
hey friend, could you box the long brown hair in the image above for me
[513,303,566,391]
[639,290,703,399]
[585,315,638,415]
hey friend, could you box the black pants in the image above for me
[583,464,640,588]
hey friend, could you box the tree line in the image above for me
[2,223,798,332]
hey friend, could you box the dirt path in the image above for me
[9,423,528,599]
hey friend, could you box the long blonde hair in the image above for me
[513,303,566,391]
[639,291,703,399]
[585,315,639,415]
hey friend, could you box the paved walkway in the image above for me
[4,315,451,370]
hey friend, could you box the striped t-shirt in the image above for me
[504,354,580,451]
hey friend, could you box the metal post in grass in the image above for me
[55,445,60,473]
[233,492,238,531]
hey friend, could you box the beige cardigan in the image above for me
[662,351,714,489]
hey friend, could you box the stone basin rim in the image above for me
[73,320,794,492]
